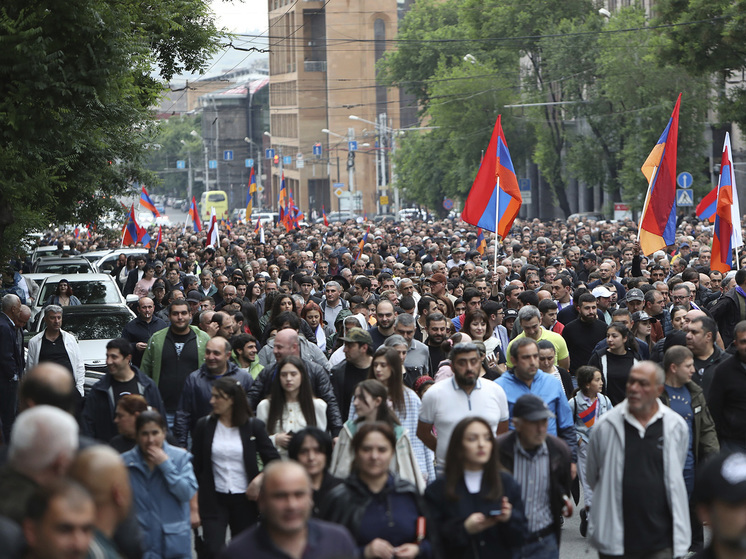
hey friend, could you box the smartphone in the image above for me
[488,510,503,517]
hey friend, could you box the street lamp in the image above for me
[190,129,210,192]
[323,127,356,197]
[179,139,194,201]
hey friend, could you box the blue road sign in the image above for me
[333,182,345,189]
[176,160,185,169]
[223,150,233,161]
[245,158,254,168]
[676,189,694,207]
[265,148,275,159]
[443,198,454,210]
[313,143,322,156]
[348,141,358,152]
[677,172,693,188]
[208,160,217,169]
[518,178,531,191]
[283,156,292,165]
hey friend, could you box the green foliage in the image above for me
[0,0,223,260]
[143,115,203,197]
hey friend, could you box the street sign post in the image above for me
[283,156,292,165]
[265,148,275,159]
[676,189,694,206]
[313,143,322,157]
[176,160,185,169]
[245,158,254,168]
[519,178,532,205]
[677,172,693,189]
[208,160,217,169]
[348,141,357,152]
[223,150,233,161]
[443,198,454,210]
[296,153,304,169]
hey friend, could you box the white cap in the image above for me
[592,286,613,298]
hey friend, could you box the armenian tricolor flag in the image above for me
[140,187,160,217]
[578,400,598,428]
[245,167,257,221]
[461,115,522,238]
[711,132,743,273]
[122,205,149,246]
[476,229,486,255]
[639,94,681,256]
[155,225,163,249]
[355,226,370,260]
[696,186,718,223]
[188,196,202,232]
[323,206,329,227]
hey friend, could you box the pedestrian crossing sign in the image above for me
[676,189,693,207]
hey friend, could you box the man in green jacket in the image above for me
[662,345,720,554]
[140,300,210,427]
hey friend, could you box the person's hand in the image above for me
[190,498,201,529]
[274,432,291,449]
[494,496,513,523]
[332,436,339,447]
[246,473,263,501]
[136,342,148,351]
[205,322,219,337]
[562,495,574,518]
[571,462,577,480]
[486,354,499,369]
[364,538,394,559]
[393,543,420,558]
[146,446,168,465]
[464,512,501,535]
[633,241,641,255]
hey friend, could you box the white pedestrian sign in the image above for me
[676,189,693,207]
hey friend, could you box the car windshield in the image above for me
[36,262,91,274]
[60,312,131,340]
[39,280,120,305]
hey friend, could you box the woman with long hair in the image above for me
[259,293,295,336]
[301,301,333,355]
[587,321,640,406]
[462,310,505,369]
[255,355,327,458]
[288,428,342,517]
[123,410,197,559]
[424,417,526,558]
[134,265,157,298]
[329,379,425,492]
[246,281,263,305]
[192,377,280,558]
[321,422,436,558]
[44,279,81,306]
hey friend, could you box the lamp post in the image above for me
[179,139,194,201]
[323,128,358,213]
[190,129,210,192]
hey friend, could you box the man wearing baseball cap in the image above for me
[329,328,374,421]
[498,393,573,558]
[692,452,746,559]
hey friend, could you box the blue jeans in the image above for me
[521,532,558,559]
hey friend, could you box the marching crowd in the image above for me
[1,212,746,559]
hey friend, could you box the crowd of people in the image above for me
[1,211,746,559]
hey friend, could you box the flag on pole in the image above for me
[355,226,371,260]
[155,225,163,249]
[188,196,202,232]
[322,206,329,227]
[476,229,487,255]
[139,187,160,217]
[461,115,522,237]
[73,227,80,239]
[278,172,287,225]
[254,216,261,233]
[638,94,681,256]
[122,205,143,246]
[696,186,718,222]
[206,207,220,248]
[711,132,743,272]
[245,168,257,221]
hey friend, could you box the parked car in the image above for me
[31,246,64,263]
[32,257,94,274]
[31,304,136,395]
[84,248,150,275]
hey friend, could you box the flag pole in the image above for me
[638,165,658,246]
[494,176,500,277]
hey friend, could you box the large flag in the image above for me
[476,228,487,255]
[639,94,681,256]
[139,187,160,217]
[278,172,287,225]
[254,216,262,233]
[188,196,202,232]
[155,225,163,249]
[711,132,743,272]
[206,207,220,248]
[245,168,257,221]
[696,186,718,222]
[461,115,522,237]
[122,205,149,246]
[355,226,371,260]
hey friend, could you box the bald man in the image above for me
[69,446,132,556]
[218,461,356,559]
[18,363,78,415]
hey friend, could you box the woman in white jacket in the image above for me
[25,305,85,396]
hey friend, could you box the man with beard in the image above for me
[418,342,509,472]
[562,293,608,376]
[424,312,449,373]
[368,299,396,350]
[121,297,167,368]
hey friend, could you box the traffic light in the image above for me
[273,154,280,166]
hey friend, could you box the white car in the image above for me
[83,248,150,275]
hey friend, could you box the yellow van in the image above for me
[200,190,229,221]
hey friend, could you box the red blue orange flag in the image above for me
[122,205,145,246]
[578,399,598,428]
[696,186,718,223]
[476,229,486,255]
[278,172,287,224]
[254,216,261,233]
[245,168,257,221]
[355,226,370,260]
[155,226,162,249]
[711,133,743,273]
[461,115,522,238]
[188,196,202,232]
[140,187,160,217]
[323,206,329,227]
[639,94,681,256]
[73,227,80,239]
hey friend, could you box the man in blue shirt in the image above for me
[496,337,578,467]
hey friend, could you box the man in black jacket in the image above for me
[121,297,167,368]
[708,321,746,453]
[174,337,253,447]
[711,269,746,348]
[247,329,343,437]
[498,394,573,558]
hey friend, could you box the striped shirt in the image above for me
[513,439,553,534]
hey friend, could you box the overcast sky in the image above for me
[211,0,268,34]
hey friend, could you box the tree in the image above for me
[0,0,222,262]
[143,115,203,198]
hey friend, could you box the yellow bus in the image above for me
[200,190,229,221]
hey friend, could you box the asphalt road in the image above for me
[559,488,596,558]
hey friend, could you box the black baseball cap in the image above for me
[694,452,746,504]
[513,394,555,421]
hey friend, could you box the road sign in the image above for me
[176,160,185,169]
[313,143,322,157]
[283,156,292,165]
[518,178,531,191]
[334,187,344,198]
[677,189,694,206]
[208,160,217,169]
[223,150,233,161]
[333,182,345,190]
[258,186,265,192]
[245,158,254,168]
[443,198,454,210]
[296,153,305,169]
[677,172,693,188]
[614,203,632,221]
[348,141,358,152]
[265,148,275,159]
[380,196,389,205]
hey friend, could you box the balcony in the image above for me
[304,60,326,72]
